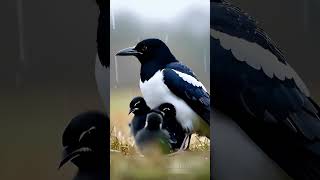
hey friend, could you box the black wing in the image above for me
[212,1,320,179]
[163,64,210,125]
[96,0,109,67]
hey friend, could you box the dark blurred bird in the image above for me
[94,0,109,114]
[212,1,320,180]
[128,96,151,137]
[59,111,108,180]
[116,39,210,149]
[95,0,108,68]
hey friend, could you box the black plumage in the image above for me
[152,103,187,150]
[212,1,320,179]
[96,0,109,67]
[129,96,150,137]
[59,111,108,180]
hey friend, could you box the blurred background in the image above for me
[0,0,103,179]
[213,1,320,179]
[0,0,320,179]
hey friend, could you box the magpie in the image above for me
[211,1,320,180]
[129,97,186,151]
[116,39,210,149]
[94,0,109,114]
[59,111,108,180]
[134,110,174,156]
[128,96,151,137]
[154,103,187,151]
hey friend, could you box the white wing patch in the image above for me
[211,29,310,96]
[172,70,207,92]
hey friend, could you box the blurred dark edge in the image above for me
[210,0,320,180]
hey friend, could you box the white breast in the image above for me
[139,70,202,133]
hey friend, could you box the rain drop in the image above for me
[165,34,169,43]
[111,9,116,30]
[114,56,119,88]
[203,49,207,72]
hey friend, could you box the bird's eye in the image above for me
[163,107,170,113]
[141,46,148,52]
[134,101,140,107]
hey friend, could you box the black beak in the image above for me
[128,108,138,115]
[58,147,93,169]
[116,47,142,56]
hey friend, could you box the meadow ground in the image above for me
[110,88,210,179]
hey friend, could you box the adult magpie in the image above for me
[129,97,186,151]
[116,39,210,148]
[59,111,108,180]
[211,0,320,180]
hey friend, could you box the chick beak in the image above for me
[58,147,93,169]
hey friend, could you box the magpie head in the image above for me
[116,38,176,65]
[145,112,163,131]
[129,96,150,115]
[59,112,108,170]
[157,103,176,118]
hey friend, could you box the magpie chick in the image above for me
[116,39,210,149]
[129,97,186,152]
[153,103,187,151]
[59,111,108,180]
[128,96,151,137]
[135,111,174,156]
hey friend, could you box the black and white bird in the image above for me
[129,97,186,151]
[116,39,210,148]
[59,111,108,180]
[212,1,320,180]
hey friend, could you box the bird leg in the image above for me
[183,134,192,151]
[179,134,190,151]
[167,133,191,156]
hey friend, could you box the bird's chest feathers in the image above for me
[140,70,169,107]
[139,70,200,132]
